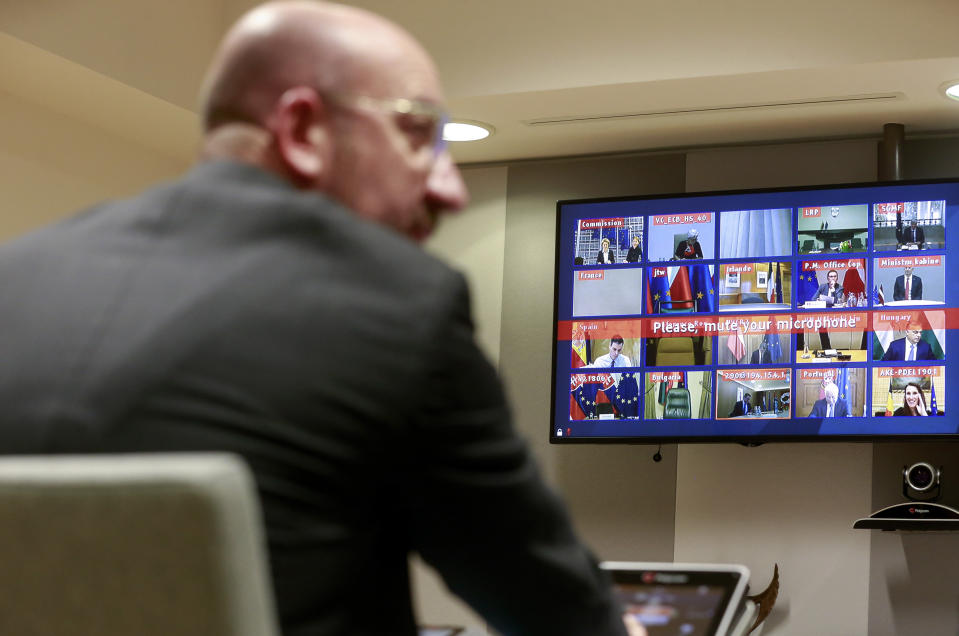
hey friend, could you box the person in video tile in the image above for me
[809,382,849,417]
[597,237,615,264]
[674,229,703,260]
[882,323,936,361]
[894,382,929,416]
[592,336,632,368]
[893,266,922,301]
[728,393,751,417]
[815,269,845,305]
[625,236,642,263]
[899,219,925,248]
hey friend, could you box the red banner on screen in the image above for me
[652,212,712,225]
[557,310,959,342]
[877,255,942,268]
[577,270,605,281]
[802,259,865,271]
[876,366,943,378]
[579,218,625,230]
[647,371,686,383]
[876,202,904,214]
[719,369,790,382]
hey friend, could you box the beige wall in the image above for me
[0,91,186,241]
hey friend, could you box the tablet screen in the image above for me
[603,562,749,636]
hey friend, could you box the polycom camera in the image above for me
[903,462,941,501]
[854,461,958,529]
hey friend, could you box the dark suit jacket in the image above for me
[893,274,922,301]
[815,283,844,305]
[901,225,925,247]
[0,162,625,636]
[882,337,936,361]
[809,398,850,417]
[749,349,773,364]
[625,246,642,262]
[674,240,703,260]
[893,405,934,416]
[728,400,750,417]
[597,249,614,264]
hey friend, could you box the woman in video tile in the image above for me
[894,382,929,416]
[625,236,642,262]
[597,237,615,264]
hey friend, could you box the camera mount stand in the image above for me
[854,501,959,531]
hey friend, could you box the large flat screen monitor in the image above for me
[551,179,958,443]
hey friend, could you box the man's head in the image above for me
[827,270,838,285]
[687,229,699,243]
[198,1,467,241]
[910,219,918,227]
[823,382,839,406]
[905,323,923,345]
[904,266,914,277]
[744,394,751,403]
[608,337,624,360]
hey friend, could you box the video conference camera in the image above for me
[903,461,941,501]
[854,460,957,529]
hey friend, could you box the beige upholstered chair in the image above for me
[656,337,695,366]
[0,453,278,636]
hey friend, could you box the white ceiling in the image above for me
[3,0,959,165]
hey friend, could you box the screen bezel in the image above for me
[551,177,959,444]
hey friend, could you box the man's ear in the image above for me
[268,86,333,185]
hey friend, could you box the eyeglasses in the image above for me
[323,93,449,158]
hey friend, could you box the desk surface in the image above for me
[799,302,871,309]
[884,300,945,306]
[720,303,791,312]
[725,412,788,419]
[796,349,868,363]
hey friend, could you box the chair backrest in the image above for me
[0,453,278,636]
[655,337,695,366]
[663,388,692,419]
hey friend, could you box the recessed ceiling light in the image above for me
[940,80,959,102]
[443,121,493,142]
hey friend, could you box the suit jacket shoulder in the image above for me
[0,161,626,636]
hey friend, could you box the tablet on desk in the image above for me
[602,562,750,636]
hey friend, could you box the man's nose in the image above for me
[426,151,469,214]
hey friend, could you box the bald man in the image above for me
[0,3,628,636]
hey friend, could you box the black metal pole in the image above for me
[877,123,904,181]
